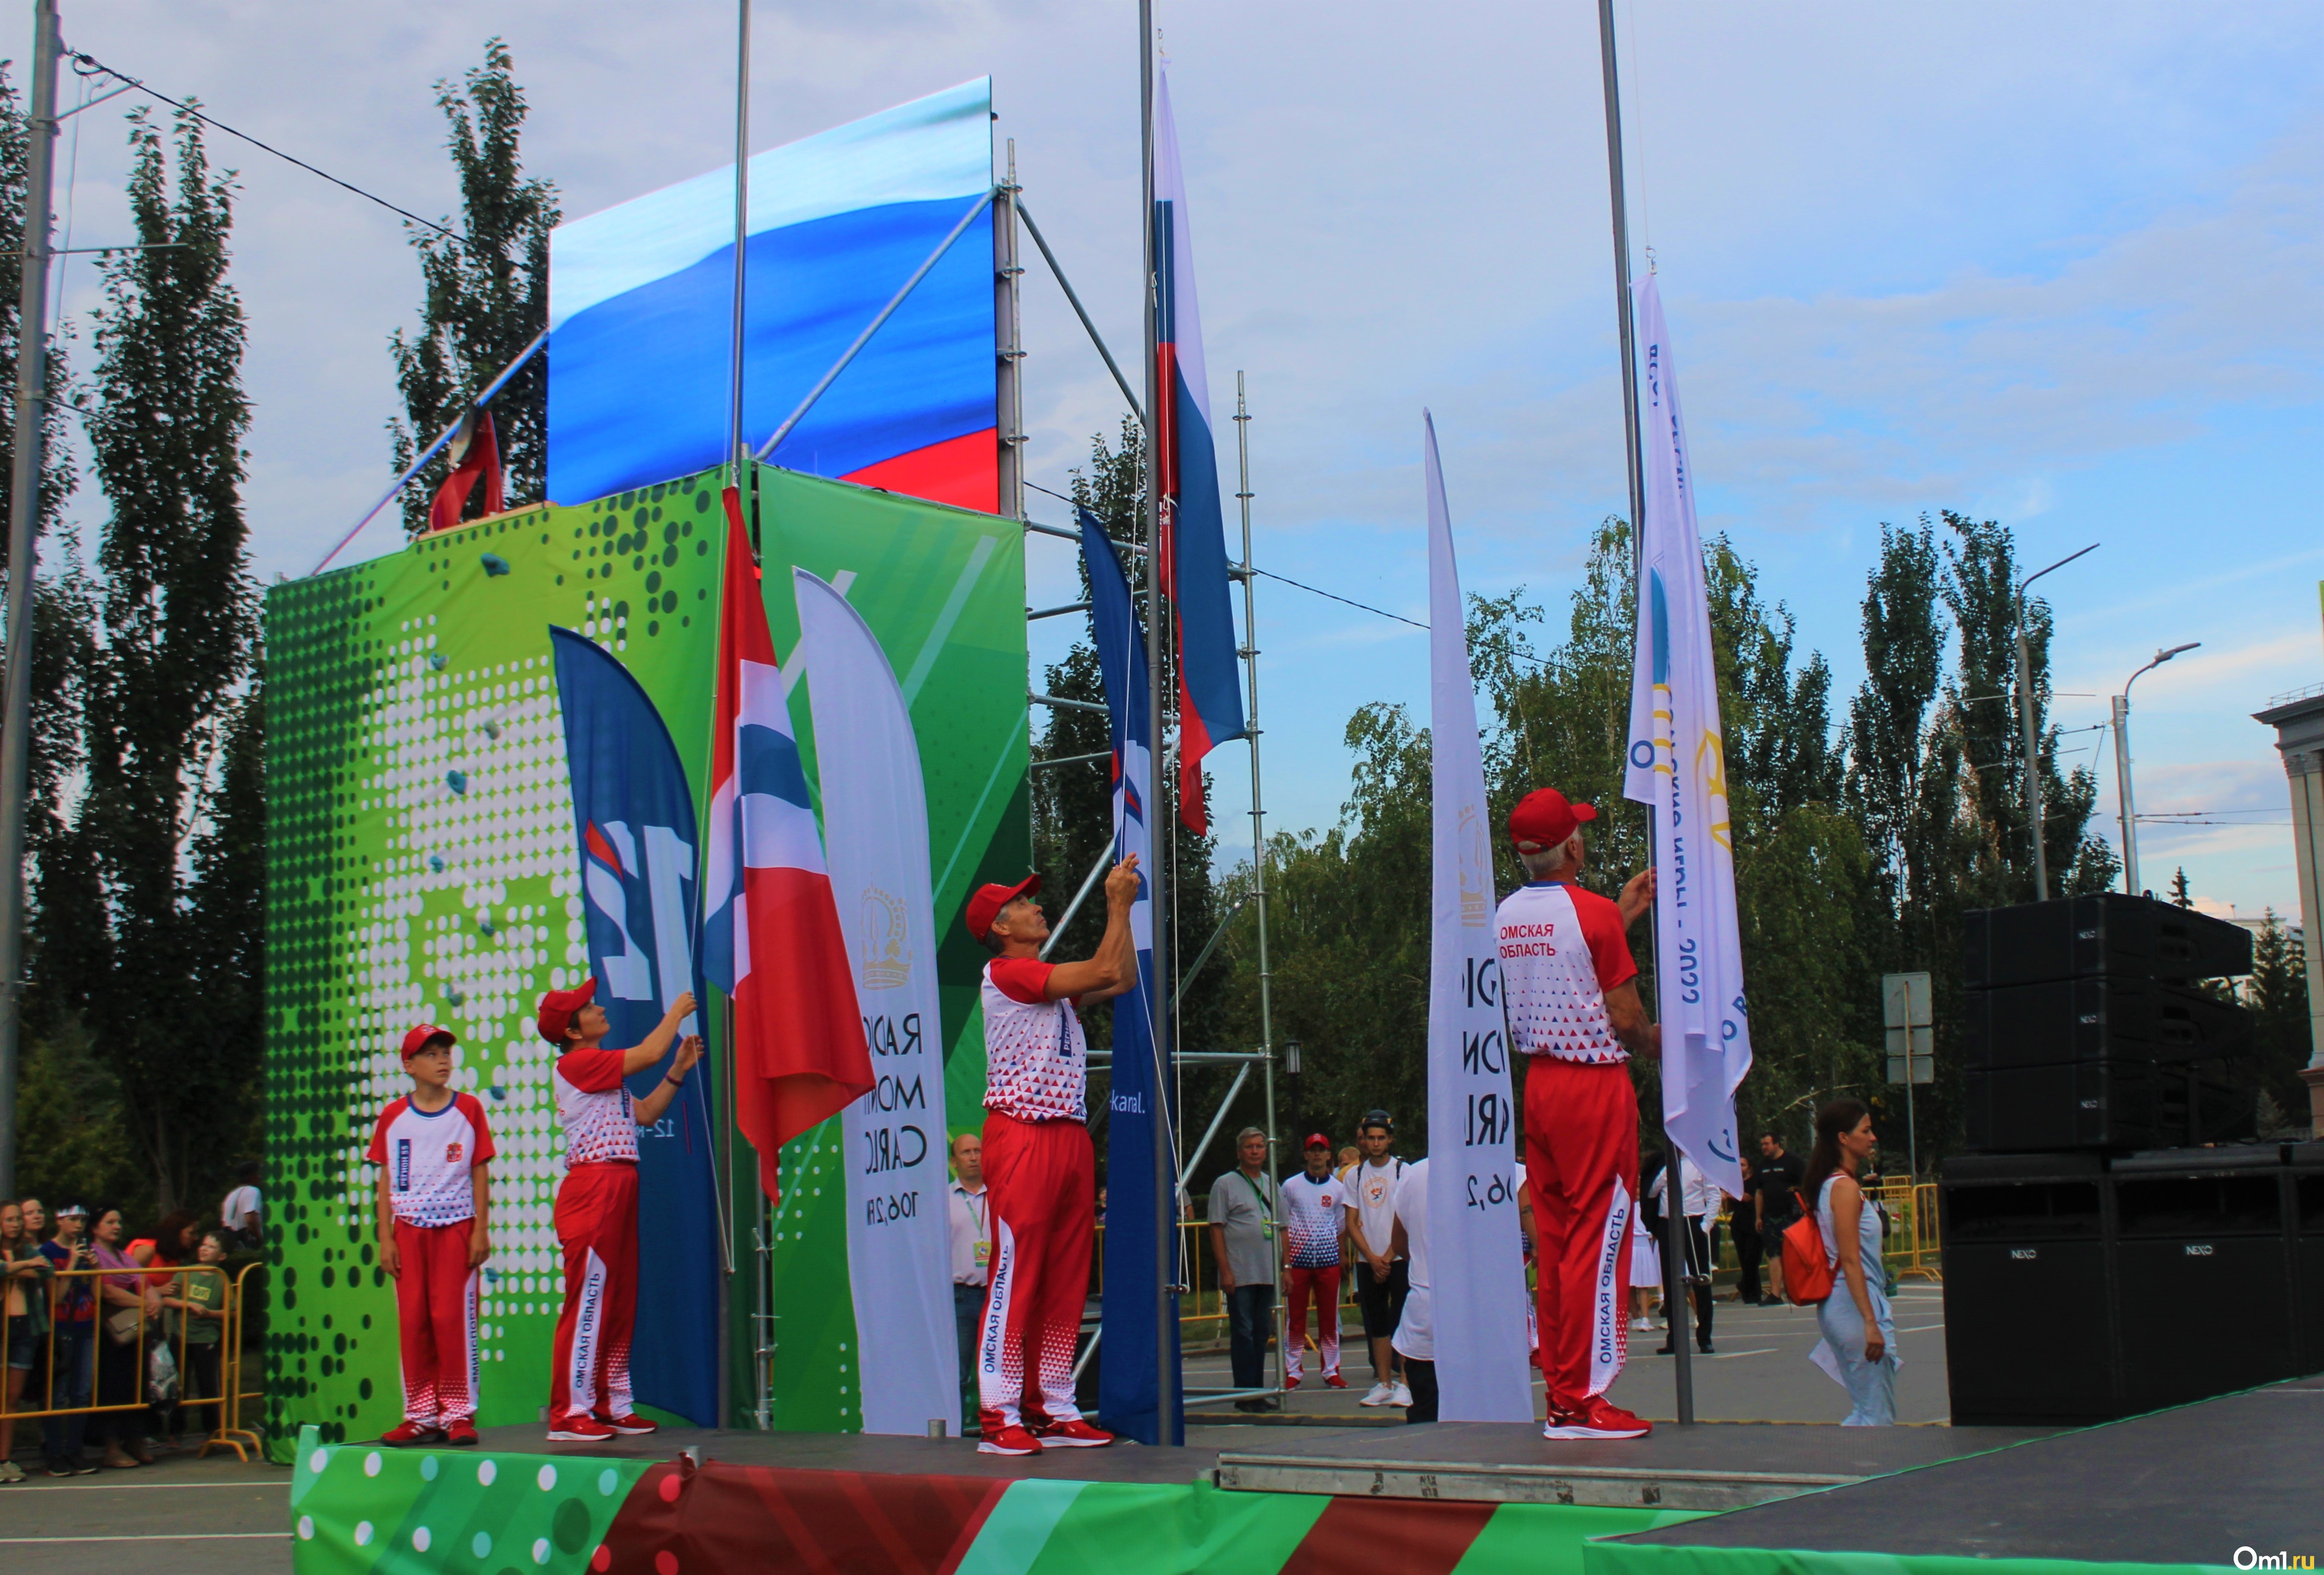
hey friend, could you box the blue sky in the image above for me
[42,0,2324,918]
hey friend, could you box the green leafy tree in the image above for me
[388,39,559,532]
[55,105,258,1212]
[2246,911,2312,1128]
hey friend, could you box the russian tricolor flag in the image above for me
[701,488,873,1201]
[1152,66,1247,834]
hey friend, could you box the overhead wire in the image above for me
[66,50,462,245]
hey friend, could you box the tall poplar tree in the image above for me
[62,104,259,1210]
[388,39,559,531]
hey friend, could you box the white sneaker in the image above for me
[1360,1382,1394,1407]
[1391,1382,1413,1408]
[1629,1317,1650,1331]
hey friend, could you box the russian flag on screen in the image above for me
[1152,67,1246,833]
[702,488,873,1201]
[547,80,996,512]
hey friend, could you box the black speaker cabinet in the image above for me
[1962,894,2252,989]
[1962,976,2253,1069]
[2111,1151,2295,1410]
[1964,1060,2158,1152]
[1941,1155,2120,1424]
[2291,1142,2324,1373]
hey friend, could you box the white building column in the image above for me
[2254,690,2324,1137]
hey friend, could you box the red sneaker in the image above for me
[1541,1397,1652,1440]
[978,1423,1044,1456]
[379,1421,441,1447]
[546,1413,617,1443]
[1323,1374,1349,1389]
[1032,1418,1114,1448]
[596,1413,658,1437]
[441,1420,479,1447]
[1284,1374,1304,1391]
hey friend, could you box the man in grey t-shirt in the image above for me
[1209,1127,1280,1412]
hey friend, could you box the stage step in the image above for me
[1214,1451,1854,1510]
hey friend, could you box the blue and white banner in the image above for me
[548,626,719,1427]
[1419,414,1534,1422]
[793,568,957,1437]
[1083,508,1182,1447]
[1620,274,1751,1201]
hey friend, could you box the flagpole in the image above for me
[1139,0,1178,1442]
[1595,0,1693,1427]
[728,0,751,479]
[727,0,751,1432]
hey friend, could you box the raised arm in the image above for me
[1604,979,1661,1060]
[1041,856,1141,1003]
[618,992,698,1077]
[631,1034,704,1128]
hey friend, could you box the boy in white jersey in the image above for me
[368,1024,496,1445]
[964,855,1141,1456]
[1495,787,1659,1442]
[1279,1134,1348,1389]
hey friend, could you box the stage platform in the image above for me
[1213,1417,2052,1510]
[1588,1373,2319,1574]
[284,1379,2309,1574]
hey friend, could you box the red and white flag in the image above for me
[701,488,873,1201]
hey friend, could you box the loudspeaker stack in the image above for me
[1959,894,2255,1154]
[1943,896,2314,1425]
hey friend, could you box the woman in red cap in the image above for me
[961,854,1140,1455]
[1494,787,1659,1441]
[534,978,701,1443]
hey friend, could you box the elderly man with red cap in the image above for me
[961,853,1142,1455]
[1497,786,1660,1441]
[532,977,701,1443]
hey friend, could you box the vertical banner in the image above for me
[793,569,957,1436]
[1085,510,1183,1446]
[1420,414,1534,1422]
[548,626,720,1426]
[1620,274,1751,1200]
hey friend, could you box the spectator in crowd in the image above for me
[1649,1153,1717,1356]
[88,1207,156,1469]
[37,1204,96,1476]
[1756,1132,1805,1305]
[219,1164,262,1251]
[1278,1134,1348,1391]
[1333,1146,1359,1181]
[1344,1110,1409,1408]
[158,1231,231,1444]
[1627,1210,1660,1332]
[3,1199,55,1483]
[1385,1158,1435,1424]
[1805,1099,1898,1426]
[948,1132,989,1436]
[1730,1154,1764,1307]
[1209,1127,1280,1412]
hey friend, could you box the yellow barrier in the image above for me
[0,1260,264,1463]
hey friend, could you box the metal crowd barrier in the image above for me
[0,1260,265,1462]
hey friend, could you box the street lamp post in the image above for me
[2113,642,2200,898]
[2014,543,2099,901]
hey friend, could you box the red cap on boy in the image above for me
[400,1023,456,1060]
[536,978,598,1048]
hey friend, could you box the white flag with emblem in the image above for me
[1620,273,1751,1201]
[1422,412,1534,1422]
[795,568,956,1435]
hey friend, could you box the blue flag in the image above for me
[1082,510,1183,1446]
[548,627,720,1427]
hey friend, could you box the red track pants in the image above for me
[550,1161,638,1423]
[1284,1265,1342,1383]
[1523,1057,1640,1412]
[975,1111,1094,1432]
[391,1219,478,1425]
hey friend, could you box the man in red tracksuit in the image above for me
[1495,787,1660,1442]
[536,978,702,1444]
[963,854,1142,1456]
[369,1024,495,1446]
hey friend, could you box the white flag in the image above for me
[794,568,958,1435]
[1620,275,1751,1201]
[1421,412,1535,1422]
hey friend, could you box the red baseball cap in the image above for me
[964,874,1041,943]
[1508,787,1596,851]
[401,1023,456,1060]
[536,977,598,1047]
[1304,1133,1331,1150]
